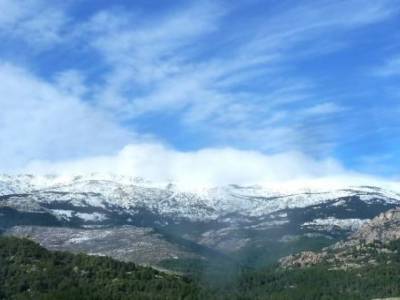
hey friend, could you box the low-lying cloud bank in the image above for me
[21,143,398,189]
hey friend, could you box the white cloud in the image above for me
[23,142,400,189]
[236,0,398,62]
[85,2,225,118]
[76,0,398,154]
[0,63,136,171]
[0,0,68,46]
[24,142,346,186]
[299,102,346,117]
[54,70,88,97]
[0,1,398,183]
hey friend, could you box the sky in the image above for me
[0,0,399,185]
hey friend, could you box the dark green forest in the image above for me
[0,237,204,300]
[1,236,400,299]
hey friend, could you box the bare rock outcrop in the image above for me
[351,209,400,244]
[280,208,400,269]
[280,251,326,268]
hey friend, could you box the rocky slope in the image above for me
[5,225,198,265]
[280,208,400,269]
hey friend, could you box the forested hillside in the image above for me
[233,251,400,299]
[2,236,400,299]
[0,237,204,300]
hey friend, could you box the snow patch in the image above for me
[51,209,74,220]
[75,212,108,222]
[302,217,368,231]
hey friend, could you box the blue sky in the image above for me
[0,0,399,183]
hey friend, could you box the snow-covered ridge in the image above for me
[1,174,400,221]
[1,173,399,196]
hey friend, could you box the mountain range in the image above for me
[1,173,400,272]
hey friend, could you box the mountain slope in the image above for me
[232,210,400,299]
[3,221,400,300]
[280,208,400,269]
[1,174,400,269]
[0,236,204,300]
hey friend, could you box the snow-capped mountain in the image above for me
[1,173,399,221]
[1,173,400,267]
